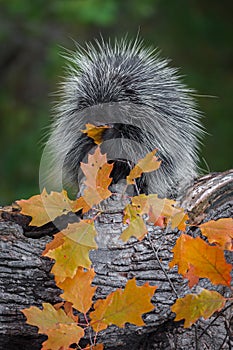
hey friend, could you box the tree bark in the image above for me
[1,170,233,350]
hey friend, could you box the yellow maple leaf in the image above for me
[120,204,148,241]
[45,220,97,282]
[22,303,73,333]
[22,303,84,350]
[17,189,77,226]
[90,278,157,331]
[171,289,226,328]
[82,123,110,144]
[127,150,161,185]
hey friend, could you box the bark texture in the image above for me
[0,170,233,350]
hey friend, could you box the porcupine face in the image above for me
[43,39,203,199]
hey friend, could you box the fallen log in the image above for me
[1,170,233,350]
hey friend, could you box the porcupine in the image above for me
[46,38,203,199]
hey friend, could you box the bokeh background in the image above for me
[0,0,232,205]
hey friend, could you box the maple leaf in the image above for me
[58,268,97,314]
[72,196,90,214]
[171,289,226,328]
[80,147,113,211]
[93,346,104,350]
[63,301,79,323]
[120,204,148,241]
[22,303,84,350]
[22,303,73,333]
[83,344,104,350]
[43,232,65,255]
[127,150,161,185]
[148,205,165,228]
[184,265,200,288]
[132,194,188,231]
[169,234,232,286]
[45,220,97,282]
[200,218,233,251]
[44,323,84,350]
[171,210,189,231]
[16,189,77,226]
[90,278,157,331]
[82,123,110,144]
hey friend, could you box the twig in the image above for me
[147,226,178,298]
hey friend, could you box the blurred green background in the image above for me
[0,0,232,205]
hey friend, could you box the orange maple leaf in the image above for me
[58,268,97,314]
[171,289,226,328]
[16,189,77,226]
[43,232,65,255]
[83,344,104,350]
[72,196,90,214]
[45,220,97,282]
[127,150,161,185]
[184,265,200,288]
[200,218,233,251]
[63,301,79,322]
[90,278,157,332]
[120,204,148,241]
[80,147,113,211]
[44,323,83,350]
[169,234,232,286]
[82,123,110,145]
[132,194,188,231]
[22,303,84,350]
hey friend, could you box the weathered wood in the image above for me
[0,171,233,350]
